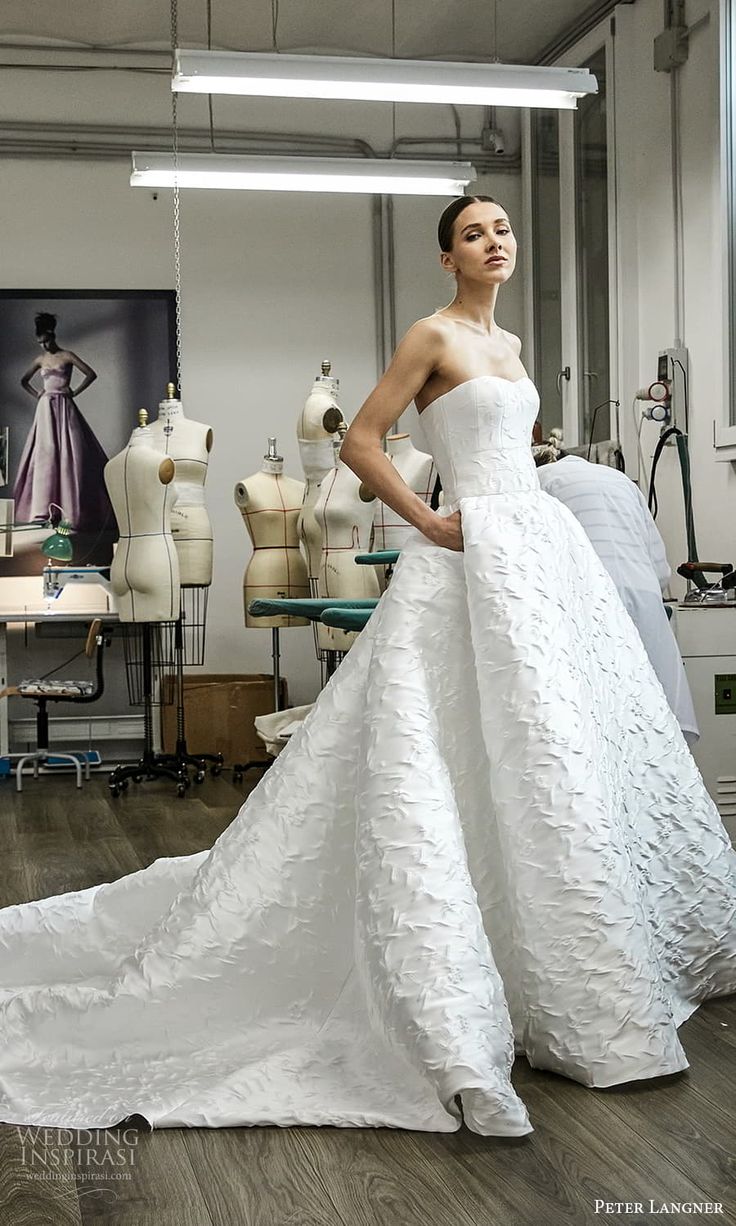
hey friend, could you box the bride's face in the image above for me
[441,202,517,287]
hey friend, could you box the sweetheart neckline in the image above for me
[417,375,536,417]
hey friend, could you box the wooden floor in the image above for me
[0,772,734,1226]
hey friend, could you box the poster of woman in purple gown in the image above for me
[0,290,176,577]
[14,312,112,530]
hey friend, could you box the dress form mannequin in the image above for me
[147,383,214,586]
[104,409,180,622]
[235,438,309,629]
[373,433,437,592]
[313,437,379,652]
[296,361,342,582]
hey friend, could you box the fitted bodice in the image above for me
[418,376,541,509]
[40,363,73,393]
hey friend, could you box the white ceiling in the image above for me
[0,0,594,63]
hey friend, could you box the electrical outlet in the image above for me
[715,674,736,715]
[658,347,689,431]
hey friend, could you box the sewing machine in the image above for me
[43,566,113,602]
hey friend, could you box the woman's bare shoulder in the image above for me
[500,327,522,355]
[411,312,453,337]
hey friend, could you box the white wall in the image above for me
[0,64,523,706]
[613,0,736,593]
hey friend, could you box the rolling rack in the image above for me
[235,555,399,784]
[232,625,286,783]
[109,587,223,798]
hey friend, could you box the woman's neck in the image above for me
[444,283,501,335]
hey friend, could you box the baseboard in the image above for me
[10,713,145,745]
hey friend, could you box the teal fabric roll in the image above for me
[354,551,401,565]
[248,597,378,622]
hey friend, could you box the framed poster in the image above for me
[0,289,176,576]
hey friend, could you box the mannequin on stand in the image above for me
[296,360,342,583]
[147,383,214,587]
[104,409,180,623]
[313,430,379,653]
[372,433,437,593]
[146,384,221,783]
[235,438,309,630]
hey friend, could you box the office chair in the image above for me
[1,618,109,792]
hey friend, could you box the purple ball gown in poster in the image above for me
[12,361,113,531]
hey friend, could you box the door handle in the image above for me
[556,366,571,396]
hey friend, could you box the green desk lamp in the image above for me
[4,502,74,562]
[41,516,74,562]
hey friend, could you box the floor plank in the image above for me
[74,1126,214,1226]
[0,1123,82,1226]
[181,1126,348,1226]
[293,1125,500,1226]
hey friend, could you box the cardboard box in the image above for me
[160,673,289,766]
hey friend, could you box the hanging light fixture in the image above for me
[130,152,476,195]
[172,50,597,110]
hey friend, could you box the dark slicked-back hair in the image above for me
[437,195,504,252]
[34,312,57,337]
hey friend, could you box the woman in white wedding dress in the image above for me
[0,197,734,1139]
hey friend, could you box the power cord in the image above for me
[36,646,86,682]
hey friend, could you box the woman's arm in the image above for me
[20,359,41,399]
[340,320,463,552]
[67,351,97,397]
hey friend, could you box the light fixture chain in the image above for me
[271,0,279,52]
[391,0,396,149]
[492,0,499,62]
[207,0,215,151]
[171,0,183,393]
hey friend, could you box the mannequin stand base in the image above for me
[165,741,224,784]
[232,757,272,784]
[109,753,189,799]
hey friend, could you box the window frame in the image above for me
[715,0,736,449]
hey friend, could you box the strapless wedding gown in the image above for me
[1,377,735,1138]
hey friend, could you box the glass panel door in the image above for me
[531,111,563,440]
[574,45,611,446]
[526,23,616,452]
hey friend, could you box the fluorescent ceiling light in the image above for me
[173,50,597,110]
[130,152,476,195]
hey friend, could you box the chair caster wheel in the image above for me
[177,782,186,798]
[133,774,143,784]
[195,771,205,784]
[233,771,243,784]
[110,785,120,798]
[211,764,222,777]
[120,778,129,791]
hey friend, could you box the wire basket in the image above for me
[180,584,209,666]
[121,622,177,707]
